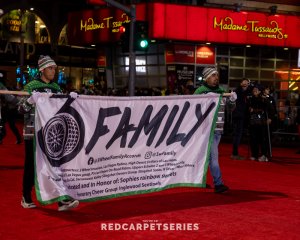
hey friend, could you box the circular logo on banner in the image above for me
[38,108,85,167]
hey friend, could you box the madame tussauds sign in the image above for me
[33,94,221,204]
[213,16,287,40]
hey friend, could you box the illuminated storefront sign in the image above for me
[165,44,215,65]
[97,55,106,67]
[165,45,195,64]
[0,40,35,56]
[67,4,146,44]
[1,10,36,43]
[196,46,215,65]
[213,17,286,40]
[151,4,300,48]
[67,3,300,47]
[125,57,146,73]
[6,18,21,32]
[80,13,130,32]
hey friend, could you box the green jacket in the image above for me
[18,79,62,139]
[194,83,225,95]
[194,83,234,133]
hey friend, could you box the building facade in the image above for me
[0,1,300,128]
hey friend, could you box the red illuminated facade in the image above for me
[1,1,299,130]
[67,2,300,108]
[68,3,300,48]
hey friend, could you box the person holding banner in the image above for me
[194,67,237,193]
[18,55,79,211]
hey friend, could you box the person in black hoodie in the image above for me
[231,78,251,160]
[262,86,277,132]
[248,85,274,162]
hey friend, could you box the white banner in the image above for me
[34,93,221,204]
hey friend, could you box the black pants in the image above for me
[249,124,269,158]
[232,118,245,156]
[0,108,22,143]
[23,139,35,201]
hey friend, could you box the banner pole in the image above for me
[0,90,29,96]
[0,90,232,97]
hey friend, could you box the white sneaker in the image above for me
[250,157,256,161]
[258,155,267,162]
[58,200,79,211]
[21,197,37,209]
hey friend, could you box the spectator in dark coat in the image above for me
[248,85,275,162]
[231,78,251,160]
[262,86,277,132]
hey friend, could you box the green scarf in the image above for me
[24,78,61,94]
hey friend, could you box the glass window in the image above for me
[114,66,127,76]
[148,77,162,88]
[159,66,166,75]
[136,67,147,75]
[148,66,158,75]
[246,47,260,57]
[116,57,125,66]
[58,66,97,90]
[147,44,159,54]
[113,43,166,90]
[290,49,298,60]
[290,61,298,69]
[159,55,165,64]
[260,70,274,79]
[261,48,275,58]
[115,77,126,87]
[276,60,289,70]
[58,25,67,45]
[245,69,258,79]
[135,76,148,88]
[261,60,274,69]
[245,59,259,68]
[276,48,289,59]
[230,58,244,67]
[82,68,96,85]
[217,46,229,55]
[230,68,243,78]
[158,44,165,53]
[217,57,228,64]
[230,47,244,56]
[123,56,146,73]
[147,55,158,65]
